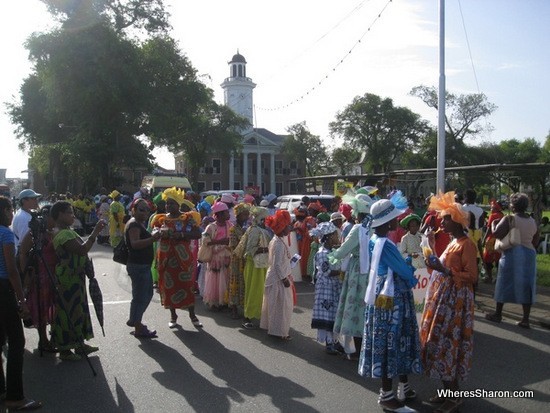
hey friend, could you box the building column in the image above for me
[242,151,248,189]
[256,151,262,193]
[229,154,234,190]
[270,152,276,194]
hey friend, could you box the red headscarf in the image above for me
[338,203,352,220]
[265,210,292,235]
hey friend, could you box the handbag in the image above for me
[113,238,129,265]
[495,216,521,252]
[198,241,213,263]
[198,224,217,263]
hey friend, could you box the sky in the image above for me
[1,0,549,179]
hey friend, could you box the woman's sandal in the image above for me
[4,398,42,411]
[516,320,530,329]
[485,312,502,323]
[190,316,203,328]
[434,397,463,413]
[134,328,158,339]
[428,394,446,404]
[242,322,255,330]
[168,315,178,329]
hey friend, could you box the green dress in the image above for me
[50,229,94,350]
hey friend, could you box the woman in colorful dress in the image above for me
[96,195,110,245]
[420,191,478,413]
[260,210,294,340]
[310,222,342,354]
[18,205,57,353]
[228,203,251,319]
[150,188,203,329]
[328,194,372,359]
[293,206,316,279]
[50,201,106,361]
[359,198,421,413]
[240,206,271,329]
[481,200,504,283]
[108,190,125,248]
[202,202,233,310]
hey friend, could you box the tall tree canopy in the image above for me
[329,93,428,174]
[8,0,245,191]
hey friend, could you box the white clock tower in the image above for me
[220,51,256,133]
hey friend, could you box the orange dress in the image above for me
[420,236,478,381]
[293,216,316,277]
[151,212,200,309]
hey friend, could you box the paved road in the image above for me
[4,244,550,412]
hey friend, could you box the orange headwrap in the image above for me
[265,210,291,235]
[428,191,470,229]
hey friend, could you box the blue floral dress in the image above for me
[358,234,422,379]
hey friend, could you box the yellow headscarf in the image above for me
[234,202,251,217]
[428,191,470,229]
[162,187,185,206]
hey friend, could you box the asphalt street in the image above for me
[3,243,549,413]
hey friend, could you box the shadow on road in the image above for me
[175,329,317,412]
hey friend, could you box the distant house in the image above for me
[175,52,305,196]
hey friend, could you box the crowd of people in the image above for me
[0,183,541,412]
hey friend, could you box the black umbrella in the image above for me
[85,258,105,336]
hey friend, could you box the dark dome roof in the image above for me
[231,52,247,64]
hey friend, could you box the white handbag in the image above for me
[495,216,521,252]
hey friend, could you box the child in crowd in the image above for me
[310,222,343,354]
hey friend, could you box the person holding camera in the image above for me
[0,196,43,410]
[18,205,58,353]
[11,189,41,254]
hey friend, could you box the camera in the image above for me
[28,211,47,235]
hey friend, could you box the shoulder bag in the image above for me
[495,215,521,252]
[113,237,129,265]
[198,225,216,263]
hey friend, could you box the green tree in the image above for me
[281,122,329,177]
[329,146,360,175]
[410,85,497,166]
[329,93,428,174]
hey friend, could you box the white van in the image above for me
[141,174,192,196]
[199,190,245,203]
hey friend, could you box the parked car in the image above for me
[275,194,336,220]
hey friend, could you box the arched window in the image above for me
[232,65,237,77]
[238,64,243,77]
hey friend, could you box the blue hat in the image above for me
[18,189,41,199]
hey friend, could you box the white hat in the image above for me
[259,199,269,207]
[370,199,406,228]
[330,212,344,222]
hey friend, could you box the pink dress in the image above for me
[202,221,233,306]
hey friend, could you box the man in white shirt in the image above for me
[11,188,41,253]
